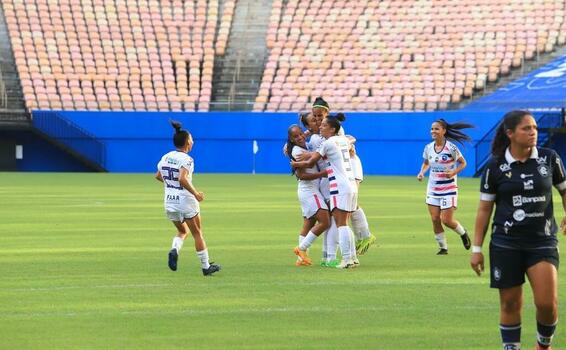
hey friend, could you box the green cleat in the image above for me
[320,259,340,268]
[356,234,377,255]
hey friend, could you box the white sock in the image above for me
[435,232,447,249]
[196,249,210,269]
[321,230,328,260]
[299,235,305,246]
[326,218,338,261]
[351,208,371,239]
[453,223,466,236]
[299,231,317,251]
[338,226,352,261]
[172,236,184,253]
[348,226,357,260]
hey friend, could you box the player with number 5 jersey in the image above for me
[292,114,359,269]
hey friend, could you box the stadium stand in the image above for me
[253,0,566,112]
[0,0,233,112]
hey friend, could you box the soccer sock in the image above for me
[338,226,352,261]
[299,235,305,246]
[321,231,328,260]
[348,226,357,260]
[196,249,210,269]
[351,208,371,240]
[452,223,466,236]
[326,220,338,261]
[536,320,557,349]
[500,323,521,350]
[435,232,448,250]
[299,231,317,251]
[172,236,184,253]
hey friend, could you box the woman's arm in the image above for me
[155,170,163,182]
[470,200,495,276]
[296,168,327,180]
[179,167,204,201]
[292,152,322,169]
[446,156,467,179]
[416,160,429,181]
[560,189,566,233]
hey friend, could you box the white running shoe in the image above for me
[336,259,355,269]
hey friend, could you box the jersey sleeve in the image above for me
[551,150,566,191]
[291,146,304,160]
[179,155,193,171]
[451,143,463,160]
[479,160,497,201]
[317,140,329,157]
[422,145,428,160]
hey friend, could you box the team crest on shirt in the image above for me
[536,156,547,164]
[493,267,502,281]
[537,165,549,177]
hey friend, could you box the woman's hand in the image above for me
[194,191,205,202]
[417,172,424,181]
[470,252,484,276]
[560,217,566,234]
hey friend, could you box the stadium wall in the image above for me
[19,110,511,176]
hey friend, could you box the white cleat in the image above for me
[336,259,355,269]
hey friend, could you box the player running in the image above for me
[155,120,221,276]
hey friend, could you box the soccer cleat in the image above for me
[320,259,340,268]
[461,231,471,250]
[352,257,360,267]
[536,344,552,350]
[436,248,448,255]
[296,258,310,266]
[202,263,221,276]
[168,249,178,271]
[294,246,312,265]
[336,259,355,269]
[356,234,377,255]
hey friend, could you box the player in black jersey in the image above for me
[471,110,566,350]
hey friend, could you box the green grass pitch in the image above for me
[1,173,565,349]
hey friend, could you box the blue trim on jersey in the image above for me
[431,191,457,196]
[330,190,339,195]
[328,176,336,181]
[434,179,455,185]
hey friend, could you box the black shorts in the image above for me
[489,243,559,289]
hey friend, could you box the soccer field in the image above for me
[1,173,564,349]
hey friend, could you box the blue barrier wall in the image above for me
[27,110,507,176]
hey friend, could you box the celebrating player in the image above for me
[292,114,359,269]
[286,124,330,266]
[417,119,473,255]
[155,120,221,276]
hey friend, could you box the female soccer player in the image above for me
[471,110,566,350]
[286,124,330,266]
[312,97,376,256]
[417,119,472,255]
[155,120,221,276]
[292,114,358,269]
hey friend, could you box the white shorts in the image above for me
[298,190,328,218]
[351,155,363,182]
[319,177,330,201]
[330,192,358,212]
[426,195,458,210]
[165,202,200,222]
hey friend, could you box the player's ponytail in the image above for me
[435,118,473,144]
[491,110,533,158]
[170,120,190,148]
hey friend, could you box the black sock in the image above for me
[500,323,521,349]
[536,320,557,349]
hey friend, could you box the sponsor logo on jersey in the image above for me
[536,156,547,164]
[523,179,534,190]
[512,195,546,207]
[512,209,544,222]
[500,163,512,172]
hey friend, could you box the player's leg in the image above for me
[439,196,470,250]
[185,214,221,276]
[527,256,559,350]
[167,218,189,271]
[426,202,447,254]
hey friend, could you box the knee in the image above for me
[535,299,558,316]
[441,218,454,227]
[501,299,522,315]
[431,216,441,225]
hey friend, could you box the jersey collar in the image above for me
[505,146,538,164]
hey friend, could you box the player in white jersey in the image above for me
[417,119,473,255]
[292,115,359,269]
[286,124,330,266]
[155,120,220,276]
